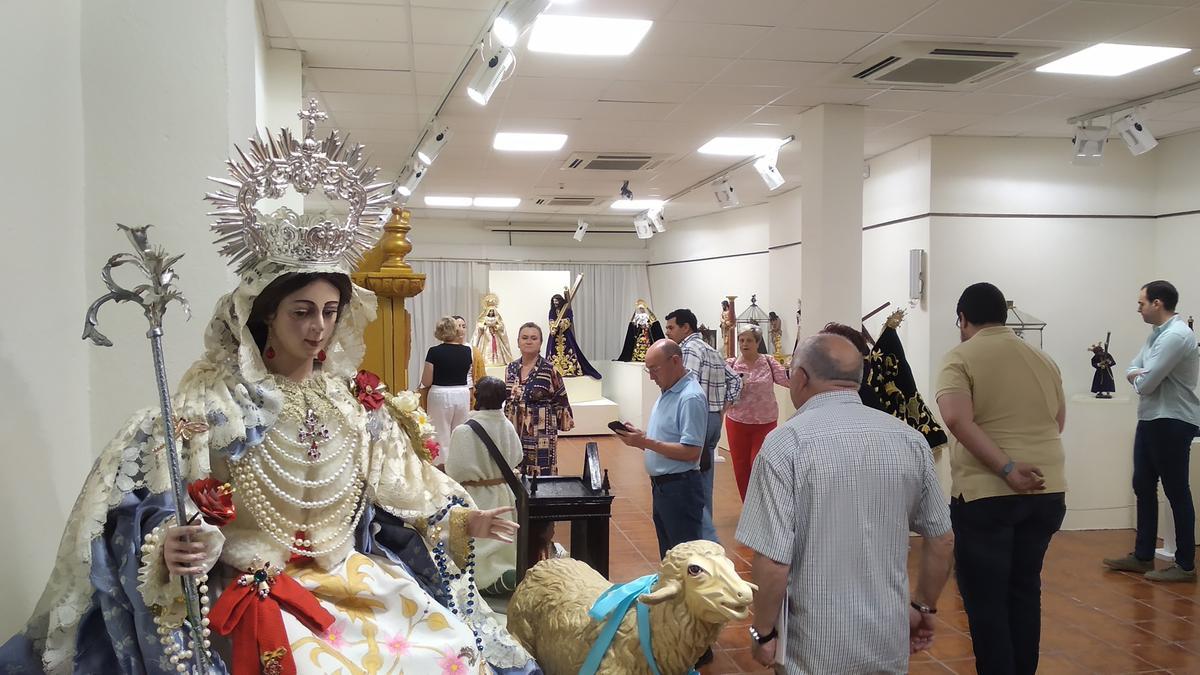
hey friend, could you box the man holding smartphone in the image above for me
[614,339,708,558]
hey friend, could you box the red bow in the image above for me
[209,565,334,675]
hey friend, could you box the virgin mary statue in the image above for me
[0,101,537,674]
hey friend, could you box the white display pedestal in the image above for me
[562,375,620,436]
[603,361,659,430]
[1060,394,1139,531]
[485,365,618,437]
[1155,437,1200,560]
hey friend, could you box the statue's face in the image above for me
[266,278,341,366]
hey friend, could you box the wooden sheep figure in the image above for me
[507,540,756,674]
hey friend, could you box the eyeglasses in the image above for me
[955,316,961,327]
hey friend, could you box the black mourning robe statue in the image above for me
[866,325,949,450]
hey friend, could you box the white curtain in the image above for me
[489,262,653,362]
[406,260,489,387]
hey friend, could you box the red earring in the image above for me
[265,346,276,360]
[318,350,327,362]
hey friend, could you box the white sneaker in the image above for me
[715,453,727,463]
[552,543,569,558]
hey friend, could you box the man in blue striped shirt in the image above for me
[1104,280,1200,582]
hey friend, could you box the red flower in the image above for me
[424,438,441,462]
[187,478,236,527]
[355,370,386,411]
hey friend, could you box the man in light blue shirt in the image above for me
[615,339,708,559]
[1105,280,1200,582]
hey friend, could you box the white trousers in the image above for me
[427,385,470,464]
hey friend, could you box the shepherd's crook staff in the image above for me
[82,224,213,673]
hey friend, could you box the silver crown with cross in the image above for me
[205,99,392,274]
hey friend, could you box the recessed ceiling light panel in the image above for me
[698,137,787,157]
[493,132,568,152]
[424,196,474,208]
[1036,43,1190,77]
[528,15,653,56]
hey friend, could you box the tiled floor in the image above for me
[552,436,1200,674]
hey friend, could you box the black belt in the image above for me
[650,469,699,486]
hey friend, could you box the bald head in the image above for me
[650,338,682,361]
[792,334,864,387]
[645,338,686,391]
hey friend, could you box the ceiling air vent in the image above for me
[850,42,1056,89]
[534,196,602,207]
[561,152,669,172]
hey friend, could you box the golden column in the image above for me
[353,207,426,392]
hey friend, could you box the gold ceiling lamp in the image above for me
[353,207,426,391]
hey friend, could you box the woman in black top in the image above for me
[422,316,474,467]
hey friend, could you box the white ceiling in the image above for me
[262,0,1200,223]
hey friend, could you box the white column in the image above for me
[768,188,802,354]
[81,1,261,449]
[799,104,865,338]
[0,1,88,637]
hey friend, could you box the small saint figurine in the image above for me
[720,298,736,359]
[1089,337,1116,399]
[769,311,785,363]
[474,292,514,366]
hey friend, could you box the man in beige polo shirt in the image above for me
[936,282,1067,675]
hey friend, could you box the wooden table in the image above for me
[512,442,614,582]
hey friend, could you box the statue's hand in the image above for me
[163,522,223,576]
[467,507,519,543]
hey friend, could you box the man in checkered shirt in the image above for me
[664,308,742,543]
[736,334,955,673]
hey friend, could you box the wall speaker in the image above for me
[909,249,925,301]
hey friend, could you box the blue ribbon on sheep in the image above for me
[580,574,701,675]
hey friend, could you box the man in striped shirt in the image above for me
[736,334,954,673]
[665,308,742,543]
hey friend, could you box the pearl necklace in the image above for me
[228,375,370,557]
[241,453,362,509]
[233,461,367,555]
[264,421,349,467]
[255,443,355,489]
[236,463,362,534]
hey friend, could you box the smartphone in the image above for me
[607,420,630,433]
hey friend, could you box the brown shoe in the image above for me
[1145,564,1197,582]
[1103,553,1154,572]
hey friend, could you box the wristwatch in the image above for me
[749,625,778,644]
[910,600,937,615]
[999,460,1015,478]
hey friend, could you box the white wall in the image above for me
[927,136,1161,401]
[647,204,772,331]
[925,135,1176,529]
[1153,129,1200,313]
[0,0,87,638]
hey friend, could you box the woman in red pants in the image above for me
[725,328,790,500]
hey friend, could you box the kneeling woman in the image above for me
[2,267,538,674]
